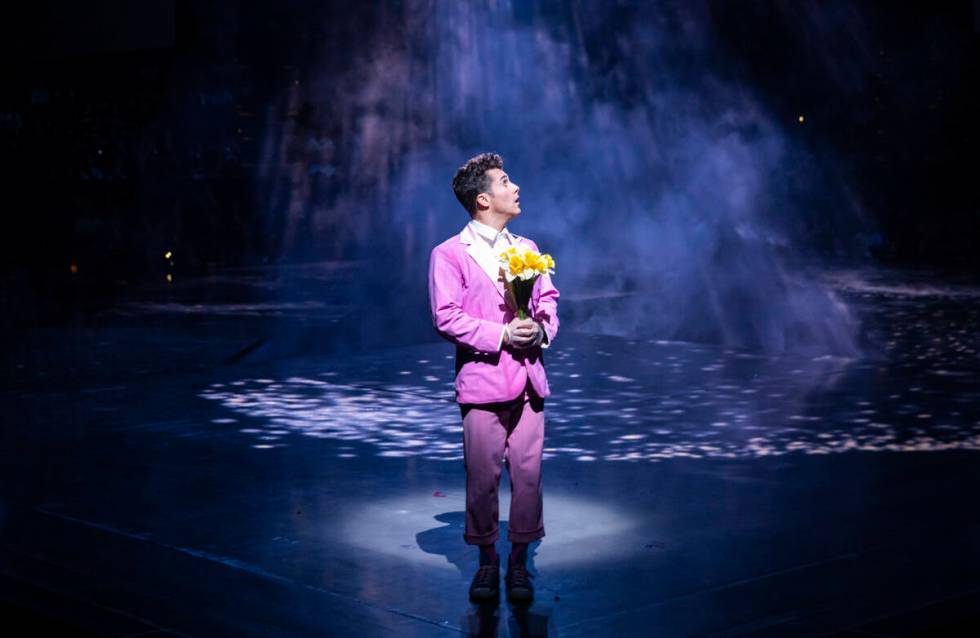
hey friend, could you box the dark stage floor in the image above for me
[2,265,979,636]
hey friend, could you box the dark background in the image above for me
[2,0,977,331]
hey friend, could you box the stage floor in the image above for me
[2,266,979,636]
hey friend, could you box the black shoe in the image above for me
[469,556,500,602]
[505,558,534,603]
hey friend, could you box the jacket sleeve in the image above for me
[529,239,559,349]
[429,246,508,353]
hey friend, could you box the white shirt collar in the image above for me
[468,218,514,247]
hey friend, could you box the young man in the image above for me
[428,152,559,604]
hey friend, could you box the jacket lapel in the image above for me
[460,223,523,302]
[460,225,505,300]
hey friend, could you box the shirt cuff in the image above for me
[498,324,509,351]
[536,320,550,349]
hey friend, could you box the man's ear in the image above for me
[475,192,490,210]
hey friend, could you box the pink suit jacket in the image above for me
[428,223,560,404]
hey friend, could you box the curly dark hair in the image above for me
[451,152,503,215]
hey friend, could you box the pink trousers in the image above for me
[460,380,546,545]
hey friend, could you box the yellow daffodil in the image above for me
[497,246,556,283]
[496,243,556,320]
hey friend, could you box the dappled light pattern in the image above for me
[826,269,980,372]
[200,375,461,456]
[110,300,347,319]
[200,329,980,461]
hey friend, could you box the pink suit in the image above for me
[428,222,560,544]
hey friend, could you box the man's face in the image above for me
[479,168,521,218]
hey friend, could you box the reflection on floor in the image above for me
[1,267,979,636]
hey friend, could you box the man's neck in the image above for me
[471,214,507,233]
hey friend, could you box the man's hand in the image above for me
[505,317,542,349]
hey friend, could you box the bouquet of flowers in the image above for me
[497,246,556,320]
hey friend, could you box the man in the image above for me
[428,152,559,604]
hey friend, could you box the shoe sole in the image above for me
[469,588,499,602]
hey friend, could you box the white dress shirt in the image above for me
[467,218,549,351]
